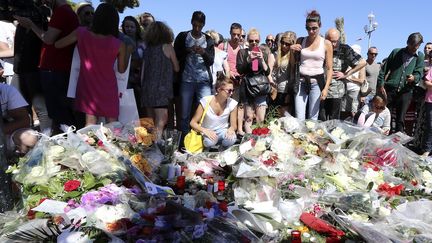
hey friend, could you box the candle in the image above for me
[218,180,225,191]
[291,230,302,243]
[176,176,186,190]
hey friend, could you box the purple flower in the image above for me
[288,184,296,190]
[128,185,142,195]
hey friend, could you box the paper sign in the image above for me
[239,139,253,154]
[145,182,175,196]
[32,199,67,214]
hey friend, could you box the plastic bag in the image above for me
[13,137,62,185]
[203,216,260,242]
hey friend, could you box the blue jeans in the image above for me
[180,81,211,134]
[423,102,432,153]
[295,81,321,120]
[203,128,236,149]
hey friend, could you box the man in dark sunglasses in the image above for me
[76,2,94,28]
[364,47,380,99]
[265,34,276,53]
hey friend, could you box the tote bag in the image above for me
[184,97,212,154]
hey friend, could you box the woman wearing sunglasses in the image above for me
[290,10,333,120]
[270,31,297,116]
[236,28,271,133]
[189,76,238,151]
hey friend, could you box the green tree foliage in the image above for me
[100,0,140,13]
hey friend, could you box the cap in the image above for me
[76,2,92,15]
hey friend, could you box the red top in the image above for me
[39,4,79,72]
[75,27,121,118]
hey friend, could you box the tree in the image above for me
[335,17,346,44]
[100,0,140,13]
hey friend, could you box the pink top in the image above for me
[218,42,241,77]
[299,36,325,76]
[425,67,432,103]
[75,27,121,117]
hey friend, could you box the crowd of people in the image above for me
[0,1,431,156]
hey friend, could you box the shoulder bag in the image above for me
[184,97,212,154]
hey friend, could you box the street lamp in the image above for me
[364,12,378,49]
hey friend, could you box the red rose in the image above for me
[376,183,404,198]
[64,180,81,192]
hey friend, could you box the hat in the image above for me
[76,2,92,15]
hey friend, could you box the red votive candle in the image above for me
[176,176,186,190]
[218,180,225,191]
[291,230,302,243]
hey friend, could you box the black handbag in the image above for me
[244,74,272,97]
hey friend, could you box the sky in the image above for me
[74,0,430,62]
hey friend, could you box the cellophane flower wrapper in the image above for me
[319,120,367,146]
[12,137,62,185]
[233,177,279,206]
[64,130,126,177]
[318,192,377,218]
[370,200,432,241]
[203,216,260,243]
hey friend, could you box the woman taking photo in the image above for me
[189,76,237,151]
[236,28,271,133]
[290,10,333,120]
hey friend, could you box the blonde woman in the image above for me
[236,28,271,133]
[270,31,297,115]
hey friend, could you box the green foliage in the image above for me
[100,0,140,13]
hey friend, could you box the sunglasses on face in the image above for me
[305,26,319,31]
[280,40,292,46]
[84,11,94,16]
[248,39,259,43]
[222,89,234,94]
[266,39,274,42]
[368,52,378,56]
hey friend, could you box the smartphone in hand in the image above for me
[251,46,260,71]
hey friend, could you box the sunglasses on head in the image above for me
[248,39,259,43]
[305,26,319,31]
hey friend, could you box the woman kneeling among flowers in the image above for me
[190,76,238,151]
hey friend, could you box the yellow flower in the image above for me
[130,154,142,163]
[296,226,309,233]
